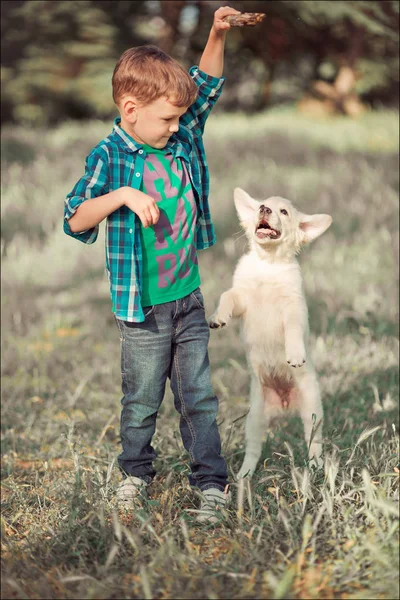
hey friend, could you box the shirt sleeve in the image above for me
[180,65,225,135]
[63,148,109,244]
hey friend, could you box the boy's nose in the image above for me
[169,124,179,133]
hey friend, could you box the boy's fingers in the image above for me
[150,206,160,224]
[140,209,151,228]
[146,199,159,224]
[146,208,154,223]
[216,6,241,17]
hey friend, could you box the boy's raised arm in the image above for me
[198,6,240,78]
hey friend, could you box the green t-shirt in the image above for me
[139,145,200,307]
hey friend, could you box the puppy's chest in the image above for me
[239,271,304,329]
[244,281,291,324]
[240,274,301,307]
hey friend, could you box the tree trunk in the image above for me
[158,0,186,55]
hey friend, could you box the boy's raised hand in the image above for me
[121,187,160,228]
[212,6,241,35]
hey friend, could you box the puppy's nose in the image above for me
[260,205,271,215]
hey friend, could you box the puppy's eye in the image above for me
[280,209,288,215]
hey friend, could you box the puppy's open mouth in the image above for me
[255,220,281,239]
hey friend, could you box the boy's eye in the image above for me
[280,209,288,215]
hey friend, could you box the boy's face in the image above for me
[123,96,188,149]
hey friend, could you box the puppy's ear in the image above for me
[298,213,332,244]
[234,188,260,224]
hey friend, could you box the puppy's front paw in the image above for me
[208,313,228,329]
[286,346,306,368]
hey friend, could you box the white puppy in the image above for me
[209,188,332,478]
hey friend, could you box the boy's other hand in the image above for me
[212,6,241,35]
[121,187,160,228]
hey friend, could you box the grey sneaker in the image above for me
[117,476,148,506]
[196,487,231,524]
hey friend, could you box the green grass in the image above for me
[1,107,399,599]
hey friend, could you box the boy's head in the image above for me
[112,45,198,148]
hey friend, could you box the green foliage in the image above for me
[1,136,36,165]
[1,0,399,124]
[289,0,397,36]
[288,0,399,96]
[1,0,149,124]
[356,57,400,95]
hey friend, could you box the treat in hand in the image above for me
[222,12,266,27]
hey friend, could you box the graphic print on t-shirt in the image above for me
[139,146,200,306]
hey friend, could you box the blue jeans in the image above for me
[115,287,228,492]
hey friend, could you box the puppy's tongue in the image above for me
[256,230,271,238]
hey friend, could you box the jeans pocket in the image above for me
[114,315,124,340]
[119,306,156,328]
[190,288,205,310]
[142,305,156,319]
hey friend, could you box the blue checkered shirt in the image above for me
[64,66,225,322]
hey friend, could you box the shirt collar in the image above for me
[112,117,143,153]
[112,117,185,159]
[166,133,187,160]
[164,136,176,155]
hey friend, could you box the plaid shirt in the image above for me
[64,66,225,322]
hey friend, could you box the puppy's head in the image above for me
[234,188,332,255]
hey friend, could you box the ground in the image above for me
[1,107,399,599]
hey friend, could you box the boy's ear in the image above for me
[121,97,138,123]
[234,188,260,224]
[298,212,332,244]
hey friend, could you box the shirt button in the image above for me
[129,228,133,234]
[135,172,140,177]
[138,149,143,154]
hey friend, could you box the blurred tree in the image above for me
[136,0,400,114]
[289,0,400,115]
[1,0,398,124]
[1,0,151,124]
[189,0,399,114]
[158,0,187,55]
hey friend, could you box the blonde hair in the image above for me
[112,45,198,107]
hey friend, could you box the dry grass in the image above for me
[1,107,399,599]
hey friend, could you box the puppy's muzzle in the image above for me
[260,205,271,216]
[256,205,281,239]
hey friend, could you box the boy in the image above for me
[64,6,240,522]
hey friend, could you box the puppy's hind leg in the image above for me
[297,371,324,468]
[237,376,268,479]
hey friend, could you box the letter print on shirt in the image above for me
[139,147,200,304]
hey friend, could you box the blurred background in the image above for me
[1,2,399,598]
[1,0,399,124]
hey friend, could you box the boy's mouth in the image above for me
[255,219,281,239]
